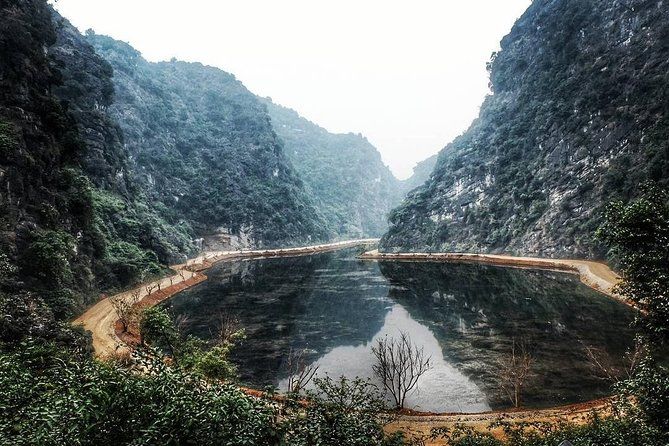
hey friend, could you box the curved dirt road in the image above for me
[73,268,200,356]
[73,240,378,357]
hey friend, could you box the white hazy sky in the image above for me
[51,0,530,179]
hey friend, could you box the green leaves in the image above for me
[105,241,162,285]
[0,341,278,446]
[279,376,389,446]
[597,184,669,432]
[597,184,669,342]
[21,230,76,288]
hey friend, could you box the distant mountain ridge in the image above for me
[263,99,404,238]
[381,0,669,258]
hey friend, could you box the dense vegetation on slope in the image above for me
[88,35,329,248]
[381,0,669,257]
[263,100,403,237]
[402,154,438,192]
[0,1,169,325]
[0,0,93,327]
[51,14,198,285]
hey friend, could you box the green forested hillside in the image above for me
[0,2,177,324]
[401,153,438,192]
[1,1,668,445]
[264,100,403,237]
[51,14,197,286]
[0,0,97,324]
[88,35,330,249]
[0,1,332,337]
[381,0,669,257]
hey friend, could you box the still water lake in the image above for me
[167,248,636,413]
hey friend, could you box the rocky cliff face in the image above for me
[381,0,669,258]
[264,100,403,238]
[401,154,438,192]
[0,0,336,324]
[88,35,329,249]
[1,1,203,322]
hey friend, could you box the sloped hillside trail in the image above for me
[73,239,378,357]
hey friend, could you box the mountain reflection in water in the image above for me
[167,248,636,412]
[278,304,491,413]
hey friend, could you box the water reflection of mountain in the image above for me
[379,261,637,409]
[167,250,391,386]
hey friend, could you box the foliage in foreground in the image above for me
[0,341,276,446]
[139,306,244,381]
[425,416,667,446]
[281,376,402,446]
[0,341,404,446]
[597,185,669,344]
[2,339,668,446]
[597,184,669,432]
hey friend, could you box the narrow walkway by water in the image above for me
[73,239,378,357]
[73,243,632,439]
[359,250,624,302]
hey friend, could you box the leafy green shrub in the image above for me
[139,306,178,350]
[105,241,162,285]
[597,184,669,432]
[186,345,238,380]
[616,356,669,432]
[0,341,279,446]
[21,230,76,287]
[140,306,241,381]
[597,185,669,342]
[280,376,392,446]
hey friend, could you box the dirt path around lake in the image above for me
[359,249,630,443]
[73,244,630,443]
[359,250,624,301]
[73,239,378,357]
[386,397,614,443]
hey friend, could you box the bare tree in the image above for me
[109,289,141,333]
[496,339,534,408]
[372,331,432,408]
[212,313,244,346]
[285,347,319,394]
[583,337,646,383]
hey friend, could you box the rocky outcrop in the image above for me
[402,154,438,192]
[381,0,669,258]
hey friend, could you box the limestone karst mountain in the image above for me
[381,0,669,257]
